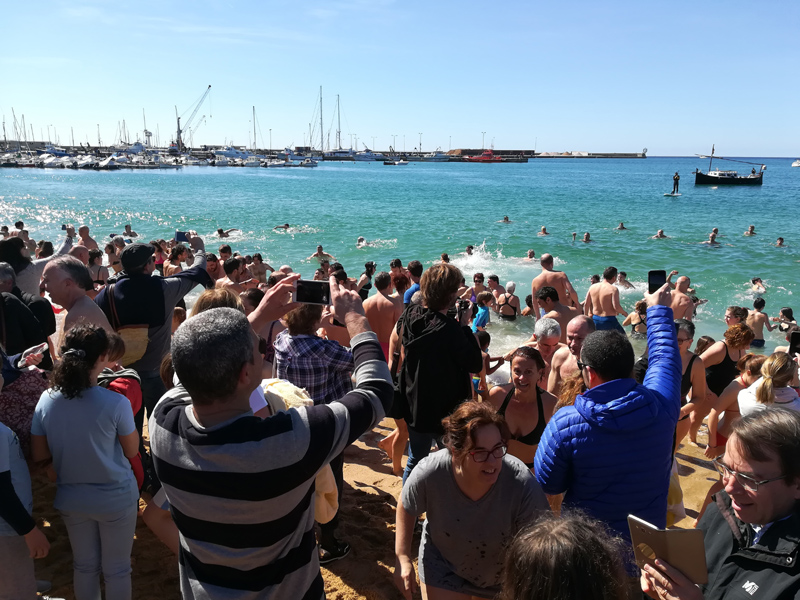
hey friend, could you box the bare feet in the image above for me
[378,436,393,460]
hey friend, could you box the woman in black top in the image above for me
[357,261,376,301]
[495,281,521,321]
[488,346,557,468]
[674,319,707,450]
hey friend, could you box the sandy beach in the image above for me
[27,416,716,600]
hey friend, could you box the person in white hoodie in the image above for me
[738,352,800,415]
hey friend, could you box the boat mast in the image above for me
[319,86,324,153]
[253,106,256,151]
[708,144,714,172]
[336,95,341,150]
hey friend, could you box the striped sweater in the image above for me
[149,331,393,599]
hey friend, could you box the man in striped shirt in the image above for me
[149,277,393,599]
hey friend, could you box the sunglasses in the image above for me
[576,359,593,372]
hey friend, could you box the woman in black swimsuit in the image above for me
[488,346,557,468]
[357,261,376,301]
[622,300,647,336]
[697,322,754,444]
[88,248,108,287]
[674,319,707,450]
[495,281,521,321]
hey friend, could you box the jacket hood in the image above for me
[575,378,663,431]
[402,304,451,347]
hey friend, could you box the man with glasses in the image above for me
[535,283,680,580]
[642,409,800,600]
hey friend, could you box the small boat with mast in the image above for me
[694,145,765,185]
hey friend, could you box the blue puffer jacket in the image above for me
[534,305,681,550]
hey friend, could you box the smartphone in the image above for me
[23,342,48,356]
[628,515,707,584]
[174,231,189,243]
[648,270,667,294]
[789,331,800,357]
[61,224,67,231]
[293,280,331,305]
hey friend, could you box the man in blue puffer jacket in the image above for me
[534,283,681,570]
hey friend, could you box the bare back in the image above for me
[586,282,621,317]
[543,304,581,343]
[64,295,113,337]
[746,310,767,338]
[670,291,694,321]
[363,292,403,345]
[532,270,576,309]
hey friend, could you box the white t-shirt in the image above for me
[738,378,800,416]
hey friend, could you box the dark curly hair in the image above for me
[51,324,110,399]
[441,401,508,462]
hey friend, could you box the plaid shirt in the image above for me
[273,331,354,405]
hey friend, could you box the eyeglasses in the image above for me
[712,457,786,492]
[576,359,593,372]
[469,444,507,463]
[258,336,268,358]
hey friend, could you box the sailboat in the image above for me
[694,145,765,186]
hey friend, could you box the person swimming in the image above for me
[538,226,549,236]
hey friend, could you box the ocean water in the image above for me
[2,157,798,363]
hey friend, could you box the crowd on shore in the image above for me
[1,219,799,600]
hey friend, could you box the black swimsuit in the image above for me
[358,273,373,301]
[678,354,699,421]
[706,343,738,396]
[497,294,518,321]
[630,313,647,335]
[498,386,546,467]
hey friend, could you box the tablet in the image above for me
[628,515,708,584]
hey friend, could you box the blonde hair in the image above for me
[755,352,795,405]
[190,288,243,317]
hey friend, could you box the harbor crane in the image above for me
[175,85,211,153]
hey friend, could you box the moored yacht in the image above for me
[354,148,386,161]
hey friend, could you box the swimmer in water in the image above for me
[538,226,549,236]
[356,236,368,248]
[751,277,766,295]
[776,237,786,247]
[499,216,512,223]
[217,228,239,238]
[652,229,669,239]
[524,249,536,261]
[589,274,600,285]
[702,232,720,246]
[616,222,627,230]
[273,223,290,230]
[466,245,474,256]
[572,232,577,242]
[616,271,635,290]
[744,225,756,236]
[440,253,450,263]
[582,232,592,243]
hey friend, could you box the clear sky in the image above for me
[2,1,798,155]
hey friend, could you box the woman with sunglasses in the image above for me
[394,401,549,600]
[461,272,487,303]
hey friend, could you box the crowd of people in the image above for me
[1,220,799,600]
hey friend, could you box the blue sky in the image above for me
[2,1,798,155]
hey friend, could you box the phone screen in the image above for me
[294,280,331,305]
[648,270,667,294]
[174,231,189,243]
[789,331,800,357]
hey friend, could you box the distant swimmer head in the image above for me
[503,216,510,222]
[466,245,474,255]
[527,249,535,259]
[441,253,450,263]
[583,232,591,242]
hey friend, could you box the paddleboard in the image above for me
[663,193,682,197]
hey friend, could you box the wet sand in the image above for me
[32,419,716,599]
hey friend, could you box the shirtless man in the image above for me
[205,253,224,281]
[68,245,90,266]
[499,216,511,223]
[616,222,627,230]
[582,232,592,243]
[41,256,113,340]
[548,315,595,397]
[530,253,580,318]
[307,245,336,263]
[78,225,99,250]
[668,272,695,321]
[616,271,635,290]
[776,237,786,247]
[744,225,756,236]
[504,318,563,384]
[524,249,536,261]
[218,244,232,262]
[217,228,239,238]
[465,245,474,255]
[535,286,580,344]
[486,275,506,303]
[583,266,627,332]
[217,257,257,294]
[538,226,549,236]
[123,224,138,238]
[247,253,274,284]
[273,223,290,230]
[747,298,775,349]
[702,232,720,246]
[362,272,403,360]
[652,229,669,239]
[18,230,37,254]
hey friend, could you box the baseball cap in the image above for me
[120,243,155,272]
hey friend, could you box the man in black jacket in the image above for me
[641,408,800,600]
[0,262,54,369]
[398,263,483,483]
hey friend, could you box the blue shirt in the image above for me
[404,282,420,304]
[31,386,138,513]
[0,422,32,536]
[472,305,490,332]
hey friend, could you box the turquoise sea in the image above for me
[2,157,799,359]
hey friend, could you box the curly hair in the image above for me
[723,322,755,350]
[441,401,508,462]
[51,324,110,399]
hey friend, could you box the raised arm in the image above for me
[642,285,681,421]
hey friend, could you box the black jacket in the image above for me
[398,304,482,435]
[699,491,800,599]
[0,293,48,366]
[11,285,56,337]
